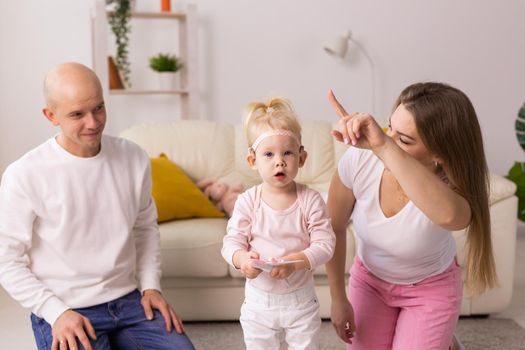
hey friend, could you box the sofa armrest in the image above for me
[489,173,517,205]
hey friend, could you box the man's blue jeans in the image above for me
[30,290,195,350]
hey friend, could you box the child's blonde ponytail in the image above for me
[243,97,301,147]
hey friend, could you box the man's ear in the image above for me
[246,153,257,170]
[299,148,308,168]
[42,107,59,126]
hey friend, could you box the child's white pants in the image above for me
[240,282,321,350]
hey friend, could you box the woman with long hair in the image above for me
[326,82,496,349]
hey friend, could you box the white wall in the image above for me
[1,0,524,175]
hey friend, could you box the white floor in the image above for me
[1,231,524,349]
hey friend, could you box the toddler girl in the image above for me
[221,97,335,349]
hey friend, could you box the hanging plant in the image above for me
[106,0,132,87]
[506,103,525,221]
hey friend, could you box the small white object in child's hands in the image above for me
[249,258,304,272]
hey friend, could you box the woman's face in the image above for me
[387,103,438,169]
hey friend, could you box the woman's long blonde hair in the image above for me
[395,82,497,295]
[243,97,302,148]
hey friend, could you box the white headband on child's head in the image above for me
[248,129,301,153]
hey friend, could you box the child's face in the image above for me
[249,135,306,189]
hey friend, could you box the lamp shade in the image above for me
[324,31,352,58]
[323,30,376,116]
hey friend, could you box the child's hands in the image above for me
[268,252,310,280]
[238,251,263,279]
[269,263,295,279]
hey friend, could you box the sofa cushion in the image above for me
[159,218,229,278]
[296,121,336,187]
[120,121,235,181]
[151,154,224,222]
[232,125,261,189]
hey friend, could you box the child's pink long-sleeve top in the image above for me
[222,183,335,294]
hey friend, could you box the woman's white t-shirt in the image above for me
[338,147,456,284]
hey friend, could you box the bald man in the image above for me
[0,63,194,350]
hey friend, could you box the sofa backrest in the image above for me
[119,120,348,193]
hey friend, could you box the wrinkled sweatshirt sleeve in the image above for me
[0,166,69,325]
[221,190,253,267]
[133,156,162,293]
[302,190,336,270]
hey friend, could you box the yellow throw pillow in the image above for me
[151,154,224,222]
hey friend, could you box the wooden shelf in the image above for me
[92,0,200,119]
[107,11,186,20]
[130,11,186,20]
[109,89,189,95]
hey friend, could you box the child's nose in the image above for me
[275,157,286,167]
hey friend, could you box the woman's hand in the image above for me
[329,89,387,151]
[330,298,356,344]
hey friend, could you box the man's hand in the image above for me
[141,289,184,334]
[51,309,97,350]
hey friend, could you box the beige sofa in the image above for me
[120,120,518,320]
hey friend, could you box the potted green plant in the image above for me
[149,53,183,90]
[507,103,525,221]
[106,0,133,87]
